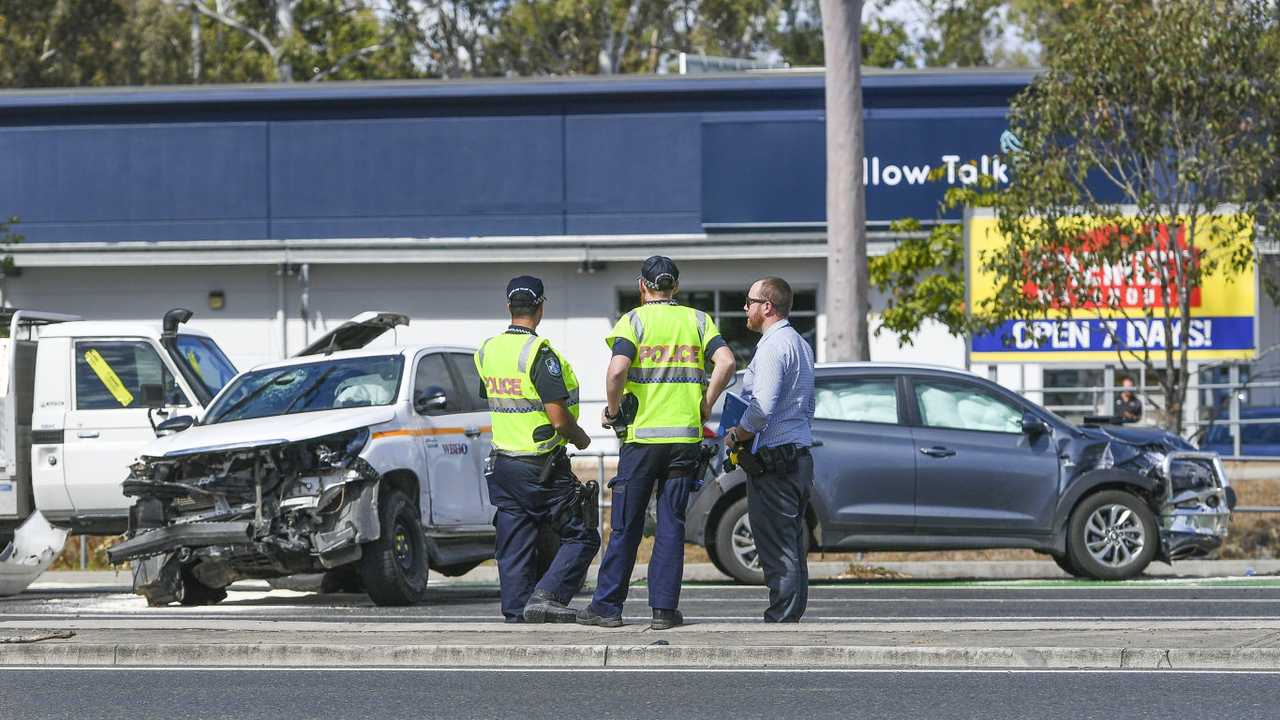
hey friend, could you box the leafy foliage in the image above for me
[986,0,1280,431]
[870,173,997,347]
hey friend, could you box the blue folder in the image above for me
[717,391,749,439]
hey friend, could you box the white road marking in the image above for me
[1,666,1278,676]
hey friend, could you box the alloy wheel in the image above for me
[730,513,761,572]
[1084,504,1146,568]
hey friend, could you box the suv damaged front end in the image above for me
[108,427,382,605]
[1070,424,1235,562]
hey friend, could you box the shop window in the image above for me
[1042,368,1105,417]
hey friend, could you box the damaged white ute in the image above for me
[109,314,497,606]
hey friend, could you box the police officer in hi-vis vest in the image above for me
[475,276,599,623]
[578,256,737,630]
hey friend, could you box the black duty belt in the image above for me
[496,452,554,467]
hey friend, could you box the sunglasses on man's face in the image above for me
[744,296,770,308]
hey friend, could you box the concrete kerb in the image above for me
[7,643,1280,670]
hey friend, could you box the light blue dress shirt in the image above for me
[739,319,815,450]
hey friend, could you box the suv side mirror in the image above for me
[1021,413,1049,436]
[140,383,166,409]
[155,415,195,435]
[414,386,449,415]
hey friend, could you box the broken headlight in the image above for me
[1169,458,1216,493]
[312,428,370,468]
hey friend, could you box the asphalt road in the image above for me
[6,577,1280,623]
[1,667,1277,720]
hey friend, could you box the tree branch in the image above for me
[188,0,277,56]
[309,43,387,81]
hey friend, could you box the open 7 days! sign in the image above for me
[965,208,1258,364]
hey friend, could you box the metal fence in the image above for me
[1025,376,1280,460]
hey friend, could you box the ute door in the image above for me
[907,376,1060,534]
[412,351,489,527]
[811,374,917,533]
[62,339,194,517]
[445,352,495,514]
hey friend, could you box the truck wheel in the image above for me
[360,490,429,606]
[176,565,227,606]
[1068,490,1158,581]
[711,497,765,585]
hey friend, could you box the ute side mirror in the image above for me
[414,386,450,415]
[1021,413,1049,436]
[155,415,195,436]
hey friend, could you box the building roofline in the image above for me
[0,68,1039,111]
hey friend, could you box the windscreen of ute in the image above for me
[175,334,239,399]
[205,355,404,424]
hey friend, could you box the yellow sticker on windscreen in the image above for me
[186,350,205,380]
[84,349,134,407]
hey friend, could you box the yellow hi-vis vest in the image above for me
[605,302,721,444]
[475,332,580,456]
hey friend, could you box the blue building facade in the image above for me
[0,71,1030,246]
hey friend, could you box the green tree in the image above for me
[870,175,995,347]
[0,215,21,278]
[767,0,916,68]
[182,0,420,82]
[0,0,128,87]
[983,0,1280,433]
[914,0,1003,67]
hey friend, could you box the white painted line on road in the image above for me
[3,666,1279,675]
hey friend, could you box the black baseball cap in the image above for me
[505,276,546,305]
[639,255,679,289]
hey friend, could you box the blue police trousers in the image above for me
[590,442,701,618]
[488,453,600,621]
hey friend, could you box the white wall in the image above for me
[4,258,972,444]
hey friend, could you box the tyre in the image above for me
[710,497,766,585]
[1067,490,1158,581]
[360,489,429,606]
[176,564,227,606]
[1051,552,1085,578]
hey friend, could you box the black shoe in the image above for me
[523,589,577,623]
[651,609,683,630]
[575,605,624,628]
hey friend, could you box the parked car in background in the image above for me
[1199,407,1280,457]
[687,363,1235,584]
[109,313,497,607]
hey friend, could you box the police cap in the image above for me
[639,256,679,290]
[506,276,546,305]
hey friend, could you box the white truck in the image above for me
[0,308,239,594]
[107,313,500,606]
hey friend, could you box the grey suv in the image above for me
[686,363,1235,583]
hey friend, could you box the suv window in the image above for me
[914,379,1023,434]
[814,377,899,424]
[75,340,187,410]
[414,353,465,415]
[447,353,486,412]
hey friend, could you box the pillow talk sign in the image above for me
[965,210,1258,363]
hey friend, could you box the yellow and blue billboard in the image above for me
[966,209,1258,363]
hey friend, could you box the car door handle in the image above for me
[919,446,955,458]
[77,431,100,439]
[464,427,482,438]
